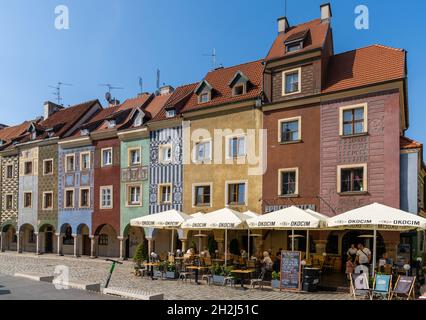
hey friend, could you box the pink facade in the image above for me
[319,90,401,215]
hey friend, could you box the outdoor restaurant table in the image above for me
[143,262,160,280]
[212,259,225,264]
[186,266,209,285]
[231,269,255,290]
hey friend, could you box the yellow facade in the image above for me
[183,104,264,214]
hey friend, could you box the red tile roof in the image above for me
[118,93,152,111]
[400,136,423,150]
[266,19,330,61]
[323,45,406,93]
[180,59,264,113]
[0,121,30,144]
[145,93,173,119]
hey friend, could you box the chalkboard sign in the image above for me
[280,250,302,292]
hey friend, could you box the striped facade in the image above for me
[149,126,183,214]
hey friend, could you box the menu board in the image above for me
[280,250,302,292]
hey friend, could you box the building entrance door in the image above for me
[82,235,91,255]
[45,227,53,253]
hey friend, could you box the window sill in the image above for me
[126,204,142,208]
[279,140,302,145]
[278,194,299,198]
[338,191,369,196]
[282,91,301,97]
[340,132,368,139]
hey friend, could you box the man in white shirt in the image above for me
[356,243,371,266]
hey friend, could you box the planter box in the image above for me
[271,280,280,289]
[154,270,163,278]
[166,271,178,279]
[212,275,225,285]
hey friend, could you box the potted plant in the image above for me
[271,271,280,289]
[166,262,178,279]
[133,243,148,276]
[211,264,225,284]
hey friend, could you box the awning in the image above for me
[182,208,251,230]
[247,206,322,230]
[130,209,193,229]
[327,203,426,231]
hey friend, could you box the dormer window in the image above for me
[165,109,176,118]
[108,120,116,128]
[134,113,143,127]
[80,129,89,136]
[194,80,213,104]
[199,92,210,103]
[229,71,249,97]
[0,140,4,146]
[286,42,303,53]
[31,132,36,140]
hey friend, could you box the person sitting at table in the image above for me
[176,249,182,257]
[261,251,273,281]
[273,252,281,273]
[150,252,159,263]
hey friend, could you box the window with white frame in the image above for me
[80,152,91,171]
[159,145,172,164]
[127,185,142,206]
[43,192,53,210]
[43,159,53,175]
[227,135,246,158]
[339,104,368,136]
[338,164,367,193]
[134,112,143,127]
[199,92,210,103]
[282,68,301,95]
[65,154,75,172]
[278,117,301,143]
[165,109,176,118]
[194,140,211,162]
[128,148,141,166]
[64,189,74,208]
[23,192,32,208]
[102,148,113,167]
[226,182,246,206]
[100,186,113,209]
[80,188,90,208]
[278,168,299,196]
[158,184,172,204]
[193,184,211,207]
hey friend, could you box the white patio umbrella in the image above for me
[327,202,426,276]
[305,209,330,259]
[130,209,193,254]
[247,206,323,252]
[182,208,251,266]
[243,210,260,259]
[190,212,206,253]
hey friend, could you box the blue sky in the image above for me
[0,0,425,155]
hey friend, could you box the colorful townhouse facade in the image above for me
[0,3,424,261]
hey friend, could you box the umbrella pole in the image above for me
[291,229,295,252]
[247,229,250,259]
[171,229,175,253]
[372,227,377,277]
[198,230,201,254]
[306,230,309,260]
[225,229,228,267]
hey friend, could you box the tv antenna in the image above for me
[98,83,124,104]
[48,82,72,105]
[203,48,217,69]
[138,77,143,94]
[156,69,160,90]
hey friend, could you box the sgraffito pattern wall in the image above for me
[149,126,183,214]
[0,155,19,228]
[38,144,58,229]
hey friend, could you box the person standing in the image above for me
[356,243,371,266]
[347,244,357,262]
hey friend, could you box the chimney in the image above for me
[277,17,289,34]
[320,3,332,22]
[44,101,63,119]
[159,85,175,96]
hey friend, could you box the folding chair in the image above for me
[390,276,416,300]
[250,271,265,289]
[179,264,193,283]
[349,273,370,300]
[370,274,392,300]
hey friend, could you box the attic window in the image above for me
[199,92,210,103]
[134,112,143,127]
[31,132,36,140]
[286,42,303,53]
[108,120,116,128]
[80,129,89,136]
[165,109,176,118]
[233,85,245,96]
[47,131,54,138]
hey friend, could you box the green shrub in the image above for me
[133,243,148,265]
[272,271,280,280]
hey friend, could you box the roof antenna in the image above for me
[285,0,288,16]
[98,83,124,105]
[138,76,143,94]
[203,48,217,69]
[48,82,72,106]
[156,69,160,90]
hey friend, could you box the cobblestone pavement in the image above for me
[0,252,351,300]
